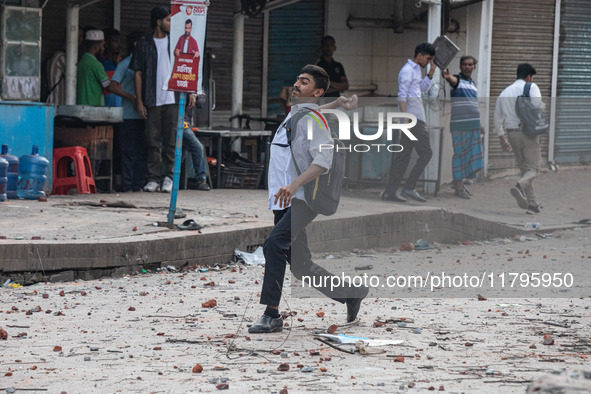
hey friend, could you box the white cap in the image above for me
[85,30,104,41]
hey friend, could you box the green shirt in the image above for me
[76,52,109,106]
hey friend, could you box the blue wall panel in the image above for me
[0,102,54,191]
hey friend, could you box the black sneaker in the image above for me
[196,181,210,191]
[345,286,369,323]
[382,191,406,203]
[510,184,528,209]
[526,205,541,215]
[248,314,284,333]
[401,188,427,203]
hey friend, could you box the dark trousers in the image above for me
[385,120,433,193]
[121,119,147,192]
[260,199,347,306]
[145,104,179,183]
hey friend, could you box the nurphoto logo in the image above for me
[303,108,418,153]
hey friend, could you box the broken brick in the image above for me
[399,243,414,252]
[202,299,217,308]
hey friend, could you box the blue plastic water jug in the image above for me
[0,156,7,202]
[1,144,19,199]
[17,145,49,200]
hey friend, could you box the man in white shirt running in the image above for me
[248,65,367,334]
[494,63,544,215]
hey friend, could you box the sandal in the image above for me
[455,188,471,199]
[178,219,203,231]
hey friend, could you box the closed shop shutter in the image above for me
[555,0,591,164]
[488,0,555,175]
[120,1,159,36]
[267,0,324,116]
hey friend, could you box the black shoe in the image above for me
[526,204,541,215]
[345,286,369,323]
[510,184,529,209]
[248,314,284,333]
[188,179,211,191]
[401,188,427,202]
[382,191,406,203]
[196,181,211,191]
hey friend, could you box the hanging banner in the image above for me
[168,0,208,93]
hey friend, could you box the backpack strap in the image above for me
[286,108,331,176]
[285,110,306,145]
[523,82,532,97]
[285,110,307,176]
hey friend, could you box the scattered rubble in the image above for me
[0,228,589,392]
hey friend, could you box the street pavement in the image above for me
[0,166,590,392]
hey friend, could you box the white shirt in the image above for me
[154,37,175,107]
[494,79,544,136]
[267,104,333,210]
[397,59,432,123]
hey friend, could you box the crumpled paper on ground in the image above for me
[234,246,265,266]
[315,333,403,347]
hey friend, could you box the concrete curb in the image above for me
[1,208,522,283]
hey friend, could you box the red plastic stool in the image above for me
[52,146,97,195]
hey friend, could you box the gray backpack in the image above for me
[286,110,346,216]
[515,83,549,137]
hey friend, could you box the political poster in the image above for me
[168,1,208,93]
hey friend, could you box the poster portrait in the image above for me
[168,1,208,93]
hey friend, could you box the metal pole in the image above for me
[479,0,494,178]
[261,10,269,118]
[231,0,244,128]
[168,93,187,226]
[114,0,121,31]
[65,4,79,105]
[548,0,562,164]
[424,2,441,195]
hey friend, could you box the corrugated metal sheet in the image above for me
[555,0,591,164]
[120,0,157,36]
[488,0,555,173]
[267,0,324,116]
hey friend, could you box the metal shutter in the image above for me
[488,0,555,175]
[203,0,263,112]
[120,0,158,37]
[555,0,591,164]
[267,0,324,116]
